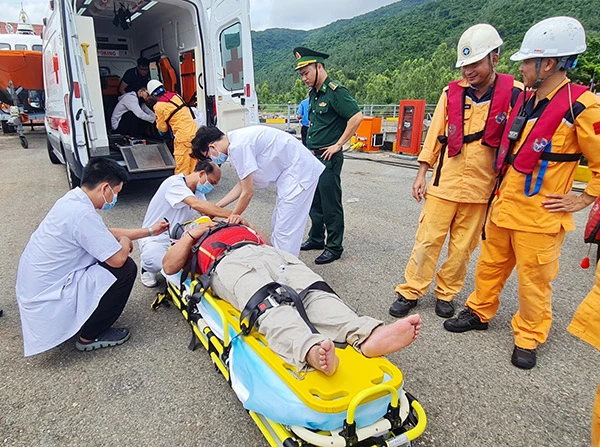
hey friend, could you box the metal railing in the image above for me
[258,103,436,123]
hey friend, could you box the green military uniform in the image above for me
[293,47,361,257]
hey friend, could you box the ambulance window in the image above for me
[219,23,243,91]
[15,44,27,50]
[32,44,42,52]
[0,43,10,50]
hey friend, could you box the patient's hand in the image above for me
[151,220,170,236]
[189,221,217,239]
[226,214,246,225]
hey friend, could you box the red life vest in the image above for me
[446,73,514,157]
[496,83,587,174]
[156,92,178,103]
[196,225,264,274]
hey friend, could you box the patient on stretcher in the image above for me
[163,219,421,375]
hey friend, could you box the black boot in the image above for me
[443,307,488,332]
[389,294,417,318]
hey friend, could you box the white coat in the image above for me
[227,125,324,256]
[16,188,122,356]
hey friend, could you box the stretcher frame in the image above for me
[152,276,427,447]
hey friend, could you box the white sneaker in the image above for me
[140,270,158,288]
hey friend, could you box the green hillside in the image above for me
[251,0,600,104]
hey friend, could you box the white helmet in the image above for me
[510,17,586,61]
[456,24,503,68]
[147,79,164,96]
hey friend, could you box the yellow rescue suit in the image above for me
[466,79,600,351]
[396,77,521,302]
[568,262,600,447]
[155,94,198,175]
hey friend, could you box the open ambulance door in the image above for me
[57,0,106,186]
[208,0,258,131]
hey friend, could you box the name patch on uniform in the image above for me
[594,121,600,135]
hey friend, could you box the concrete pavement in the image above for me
[0,129,597,446]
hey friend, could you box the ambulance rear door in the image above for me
[207,0,258,131]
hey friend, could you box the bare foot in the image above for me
[306,339,339,376]
[361,314,422,358]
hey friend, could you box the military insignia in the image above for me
[495,112,507,124]
[295,51,301,60]
[533,138,549,153]
[462,46,471,57]
[328,81,338,90]
[319,102,327,107]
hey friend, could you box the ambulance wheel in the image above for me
[47,138,61,164]
[1,120,16,134]
[66,159,80,189]
[20,135,28,148]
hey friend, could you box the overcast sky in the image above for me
[0,0,400,31]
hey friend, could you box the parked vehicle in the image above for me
[43,0,258,188]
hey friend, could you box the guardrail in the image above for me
[259,103,437,124]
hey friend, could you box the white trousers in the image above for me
[271,181,319,257]
[139,237,170,273]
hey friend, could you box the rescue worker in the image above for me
[389,24,522,319]
[138,159,233,288]
[162,219,422,376]
[568,262,600,446]
[294,47,363,264]
[148,79,198,175]
[15,158,169,356]
[444,17,600,370]
[119,57,151,95]
[191,125,324,257]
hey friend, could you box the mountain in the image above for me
[251,0,600,102]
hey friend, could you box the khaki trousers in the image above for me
[210,244,381,369]
[466,220,565,349]
[396,195,487,301]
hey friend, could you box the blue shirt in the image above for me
[297,98,310,127]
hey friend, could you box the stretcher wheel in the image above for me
[20,135,28,148]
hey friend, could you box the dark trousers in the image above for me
[301,126,309,146]
[79,257,137,340]
[306,151,344,256]
[116,111,149,137]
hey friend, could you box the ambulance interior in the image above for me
[74,0,206,145]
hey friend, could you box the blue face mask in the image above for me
[211,151,228,166]
[101,185,118,211]
[196,179,214,195]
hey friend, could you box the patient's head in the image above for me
[137,88,150,101]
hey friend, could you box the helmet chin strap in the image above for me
[531,58,560,90]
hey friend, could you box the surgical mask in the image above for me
[101,185,118,211]
[211,151,228,166]
[196,179,214,195]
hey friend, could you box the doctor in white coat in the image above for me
[192,125,325,257]
[16,158,168,356]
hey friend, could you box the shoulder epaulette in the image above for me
[328,81,339,90]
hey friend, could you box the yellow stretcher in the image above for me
[152,274,427,447]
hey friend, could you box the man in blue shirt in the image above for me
[296,97,310,146]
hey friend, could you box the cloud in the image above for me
[249,0,399,31]
[0,0,48,25]
[0,0,400,32]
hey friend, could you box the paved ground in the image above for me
[0,129,598,447]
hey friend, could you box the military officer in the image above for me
[293,47,363,264]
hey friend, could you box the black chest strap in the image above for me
[239,280,338,336]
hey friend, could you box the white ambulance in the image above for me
[43,0,258,188]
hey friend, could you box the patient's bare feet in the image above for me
[306,339,339,376]
[361,314,422,358]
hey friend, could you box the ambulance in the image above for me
[43,0,258,188]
